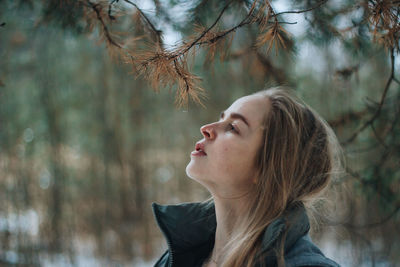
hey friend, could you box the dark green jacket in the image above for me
[151,201,340,267]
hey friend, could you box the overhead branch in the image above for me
[83,0,356,108]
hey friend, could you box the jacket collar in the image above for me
[152,200,310,256]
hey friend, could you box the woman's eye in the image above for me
[228,123,238,133]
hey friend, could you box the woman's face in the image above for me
[186,94,269,198]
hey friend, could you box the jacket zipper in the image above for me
[153,206,175,267]
[165,237,175,267]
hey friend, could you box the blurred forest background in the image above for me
[0,0,399,266]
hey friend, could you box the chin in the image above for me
[186,163,205,182]
[185,162,196,178]
[185,162,200,179]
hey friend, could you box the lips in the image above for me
[191,150,207,156]
[195,142,207,155]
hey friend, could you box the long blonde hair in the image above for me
[208,86,344,267]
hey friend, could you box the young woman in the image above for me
[152,87,342,267]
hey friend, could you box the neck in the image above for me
[210,191,253,263]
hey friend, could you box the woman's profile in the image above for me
[152,87,342,267]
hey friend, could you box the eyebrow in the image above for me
[219,110,251,129]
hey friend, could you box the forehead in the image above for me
[226,94,269,128]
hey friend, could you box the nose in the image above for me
[200,123,216,139]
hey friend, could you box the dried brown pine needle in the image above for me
[367,1,400,51]
[127,45,207,107]
[174,72,208,109]
[142,53,176,92]
[173,58,208,108]
[376,27,400,52]
[256,22,291,55]
[255,1,273,32]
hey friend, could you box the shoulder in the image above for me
[284,234,340,267]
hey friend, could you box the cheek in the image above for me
[213,145,234,169]
[217,144,231,155]
[218,144,248,169]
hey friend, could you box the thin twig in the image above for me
[194,1,261,47]
[342,48,395,145]
[123,0,162,44]
[108,0,118,20]
[171,1,233,59]
[273,0,328,16]
[88,1,122,48]
[328,109,369,128]
[346,167,395,206]
[370,123,388,149]
[272,21,297,25]
[173,59,190,93]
